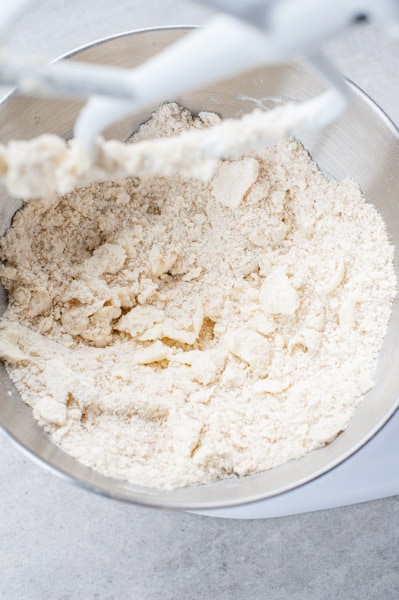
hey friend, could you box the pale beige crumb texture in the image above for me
[0,103,395,490]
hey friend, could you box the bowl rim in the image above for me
[0,25,398,510]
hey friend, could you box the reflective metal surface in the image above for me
[0,28,398,510]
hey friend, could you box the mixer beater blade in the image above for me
[0,0,398,195]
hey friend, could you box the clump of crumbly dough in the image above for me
[0,103,395,490]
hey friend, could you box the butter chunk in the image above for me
[260,268,300,316]
[115,305,165,338]
[83,242,127,276]
[137,303,204,345]
[35,396,67,426]
[211,158,259,208]
[0,339,28,363]
[134,341,171,365]
[148,246,178,278]
[169,413,203,457]
[0,326,28,363]
[225,329,270,365]
[170,350,219,385]
[316,260,345,295]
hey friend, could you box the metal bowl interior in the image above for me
[0,27,398,510]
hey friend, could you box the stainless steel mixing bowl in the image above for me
[0,28,398,510]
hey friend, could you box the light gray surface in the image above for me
[2,441,399,600]
[1,1,399,598]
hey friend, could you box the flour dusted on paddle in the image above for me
[0,104,395,490]
[0,94,338,200]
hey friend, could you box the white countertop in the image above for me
[1,2,399,599]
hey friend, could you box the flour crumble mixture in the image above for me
[0,103,395,489]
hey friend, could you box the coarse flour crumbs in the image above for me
[0,103,395,489]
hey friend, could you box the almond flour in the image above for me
[0,103,395,490]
